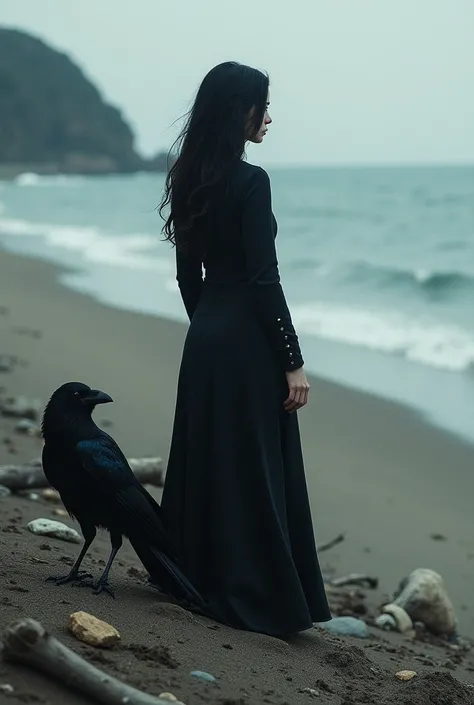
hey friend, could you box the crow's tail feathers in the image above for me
[129,537,206,611]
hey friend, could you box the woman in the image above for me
[159,61,331,635]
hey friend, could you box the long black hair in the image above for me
[159,61,269,252]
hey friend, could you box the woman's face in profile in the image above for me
[248,91,272,144]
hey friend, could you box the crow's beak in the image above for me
[82,389,113,405]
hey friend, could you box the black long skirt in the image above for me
[160,282,332,635]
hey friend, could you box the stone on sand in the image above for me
[41,488,61,502]
[319,616,369,638]
[14,419,41,436]
[190,670,216,682]
[390,568,457,636]
[26,518,81,543]
[0,684,14,694]
[68,611,121,648]
[0,485,12,498]
[1,395,41,420]
[159,694,186,705]
[299,687,319,696]
[375,604,414,633]
[395,670,417,681]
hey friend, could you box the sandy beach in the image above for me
[1,248,474,705]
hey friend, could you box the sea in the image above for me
[1,165,473,443]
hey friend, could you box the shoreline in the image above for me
[4,242,474,450]
[3,230,474,447]
[2,161,474,448]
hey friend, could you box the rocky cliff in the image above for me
[0,27,167,176]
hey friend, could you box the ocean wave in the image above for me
[292,302,474,373]
[0,213,171,273]
[13,172,84,187]
[341,261,474,296]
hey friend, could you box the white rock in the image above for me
[391,568,457,636]
[0,684,14,694]
[159,697,185,705]
[375,613,398,630]
[26,518,81,543]
[376,604,414,633]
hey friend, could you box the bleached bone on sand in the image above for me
[0,457,164,491]
[376,568,457,636]
[1,617,176,705]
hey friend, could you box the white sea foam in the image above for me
[0,214,171,273]
[13,172,83,187]
[1,208,473,375]
[292,302,474,373]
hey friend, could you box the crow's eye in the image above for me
[74,391,80,397]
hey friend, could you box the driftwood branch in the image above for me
[0,457,164,491]
[330,573,379,589]
[318,533,346,552]
[1,617,174,705]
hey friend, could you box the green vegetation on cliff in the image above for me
[0,27,167,174]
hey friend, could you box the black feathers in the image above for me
[41,381,204,608]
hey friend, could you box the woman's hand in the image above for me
[284,367,310,413]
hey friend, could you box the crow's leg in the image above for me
[91,531,123,598]
[45,524,96,586]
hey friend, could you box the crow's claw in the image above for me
[92,579,115,598]
[45,570,93,586]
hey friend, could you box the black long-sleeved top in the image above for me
[175,162,304,371]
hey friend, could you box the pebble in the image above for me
[52,508,68,517]
[159,694,185,705]
[0,684,14,694]
[1,395,41,420]
[395,670,417,681]
[26,518,81,543]
[299,687,319,697]
[318,616,369,638]
[27,493,40,501]
[376,604,413,633]
[190,670,216,682]
[41,488,61,502]
[68,611,121,648]
[0,485,12,499]
[14,419,41,436]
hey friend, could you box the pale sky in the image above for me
[2,0,474,166]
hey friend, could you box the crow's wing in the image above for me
[76,436,205,607]
[75,436,172,553]
[42,443,59,488]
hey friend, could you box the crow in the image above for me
[41,381,205,610]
